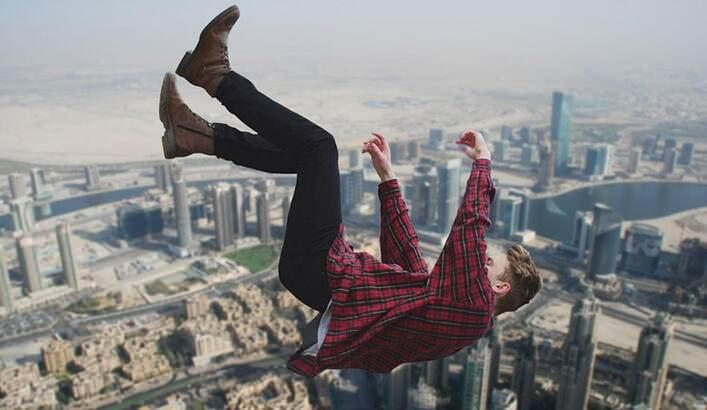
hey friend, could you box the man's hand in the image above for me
[362,133,396,182]
[455,129,491,161]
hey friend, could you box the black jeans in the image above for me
[211,71,340,312]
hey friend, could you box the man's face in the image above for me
[486,247,511,296]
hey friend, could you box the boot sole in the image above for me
[176,5,240,79]
[159,73,177,159]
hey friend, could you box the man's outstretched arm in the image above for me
[428,131,496,305]
[362,132,428,273]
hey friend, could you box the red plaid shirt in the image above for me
[287,158,496,378]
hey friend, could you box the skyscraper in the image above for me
[488,326,504,393]
[408,140,421,161]
[497,194,522,239]
[501,126,513,141]
[677,142,694,166]
[56,222,79,290]
[349,148,361,168]
[390,141,407,164]
[8,172,28,199]
[537,139,555,190]
[663,148,677,174]
[154,162,172,192]
[171,161,192,253]
[380,363,412,410]
[340,168,364,215]
[584,146,601,177]
[281,195,290,233]
[425,357,450,392]
[555,283,598,410]
[428,128,446,151]
[212,183,235,250]
[511,332,537,410]
[84,165,101,191]
[521,144,539,165]
[30,168,52,218]
[628,148,642,174]
[550,92,573,176]
[570,210,593,262]
[662,137,677,160]
[10,197,36,233]
[16,234,41,294]
[493,140,509,162]
[462,338,492,410]
[629,312,674,410]
[230,183,246,239]
[256,192,272,243]
[436,158,462,234]
[411,165,438,227]
[587,203,622,281]
[0,245,12,310]
[490,388,518,410]
[622,223,662,276]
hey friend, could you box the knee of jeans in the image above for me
[308,133,338,161]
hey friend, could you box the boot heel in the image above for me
[176,51,193,77]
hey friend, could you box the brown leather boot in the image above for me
[159,73,215,159]
[176,5,240,97]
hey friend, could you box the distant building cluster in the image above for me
[224,372,311,409]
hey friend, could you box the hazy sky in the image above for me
[2,0,707,77]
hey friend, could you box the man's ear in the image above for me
[492,281,511,296]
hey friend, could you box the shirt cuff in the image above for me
[378,178,400,194]
[473,158,491,170]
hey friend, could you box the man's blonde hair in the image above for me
[494,244,542,315]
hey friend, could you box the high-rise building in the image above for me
[425,357,450,392]
[570,211,593,262]
[116,202,164,240]
[408,376,438,410]
[30,168,47,197]
[411,165,438,227]
[256,192,272,243]
[185,294,210,319]
[437,158,462,234]
[584,146,601,177]
[488,327,504,393]
[521,144,539,165]
[340,168,364,215]
[519,127,532,144]
[10,197,36,233]
[428,128,446,151]
[8,172,28,199]
[497,194,522,239]
[84,164,101,191]
[537,140,555,190]
[170,162,192,253]
[584,144,612,178]
[629,312,674,410]
[154,162,172,192]
[56,222,79,290]
[212,183,235,250]
[550,92,573,176]
[380,363,412,410]
[493,140,509,162]
[462,338,492,410]
[349,148,361,168]
[511,332,537,410]
[587,203,622,281]
[16,234,41,294]
[662,137,677,160]
[622,223,662,276]
[390,141,407,164]
[281,195,290,232]
[491,388,518,410]
[0,245,13,310]
[555,284,598,410]
[507,189,531,233]
[230,183,246,239]
[663,148,677,174]
[408,140,421,161]
[501,126,513,141]
[628,147,642,174]
[677,142,694,166]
